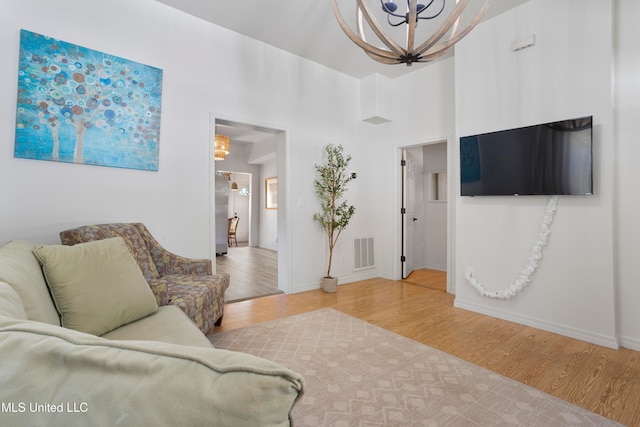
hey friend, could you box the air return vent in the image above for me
[354,237,375,270]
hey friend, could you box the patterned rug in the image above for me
[209,308,621,426]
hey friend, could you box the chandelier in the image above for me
[331,0,492,65]
[214,134,230,161]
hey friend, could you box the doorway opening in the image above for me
[215,171,251,248]
[210,115,289,302]
[400,140,451,293]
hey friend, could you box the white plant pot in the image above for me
[321,277,338,293]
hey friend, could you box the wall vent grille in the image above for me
[354,237,375,270]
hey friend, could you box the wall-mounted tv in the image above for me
[460,116,593,196]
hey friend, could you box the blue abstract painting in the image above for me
[14,30,163,171]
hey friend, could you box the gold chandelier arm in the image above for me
[355,0,407,56]
[331,0,403,62]
[416,0,491,57]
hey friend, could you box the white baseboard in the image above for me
[620,335,640,351]
[423,263,446,272]
[339,271,379,284]
[454,298,620,350]
[291,281,320,294]
[290,271,380,294]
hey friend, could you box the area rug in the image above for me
[209,308,621,426]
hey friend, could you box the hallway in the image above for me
[216,244,282,303]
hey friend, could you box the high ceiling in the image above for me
[155,0,528,79]
[154,0,529,144]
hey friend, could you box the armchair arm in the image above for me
[155,252,212,276]
[133,223,212,276]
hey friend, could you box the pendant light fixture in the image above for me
[230,173,239,191]
[331,0,492,66]
[214,134,230,161]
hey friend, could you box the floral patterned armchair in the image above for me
[59,223,229,334]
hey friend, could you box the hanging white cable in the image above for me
[465,195,559,299]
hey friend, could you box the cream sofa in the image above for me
[0,238,304,426]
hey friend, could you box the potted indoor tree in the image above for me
[313,144,356,292]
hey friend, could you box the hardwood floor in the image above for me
[215,244,282,303]
[216,278,640,427]
[401,267,447,292]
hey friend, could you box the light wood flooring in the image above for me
[215,243,282,303]
[216,278,640,427]
[402,267,447,292]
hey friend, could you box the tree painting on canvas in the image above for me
[14,30,163,171]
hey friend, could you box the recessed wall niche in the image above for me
[428,172,447,202]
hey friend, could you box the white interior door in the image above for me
[402,149,417,279]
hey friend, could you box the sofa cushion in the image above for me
[0,281,28,320]
[101,305,213,348]
[33,237,158,336]
[0,240,60,325]
[0,318,304,427]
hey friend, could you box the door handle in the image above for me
[412,217,418,222]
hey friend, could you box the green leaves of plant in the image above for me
[313,144,356,278]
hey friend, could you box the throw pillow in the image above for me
[33,237,158,336]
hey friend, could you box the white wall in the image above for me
[392,0,640,350]
[388,58,456,281]
[4,0,639,348]
[614,0,640,350]
[0,0,385,294]
[259,157,278,251]
[453,0,618,348]
[0,1,457,296]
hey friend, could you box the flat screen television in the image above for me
[460,116,593,196]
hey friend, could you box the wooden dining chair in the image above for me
[228,217,239,247]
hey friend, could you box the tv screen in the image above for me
[460,116,593,196]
